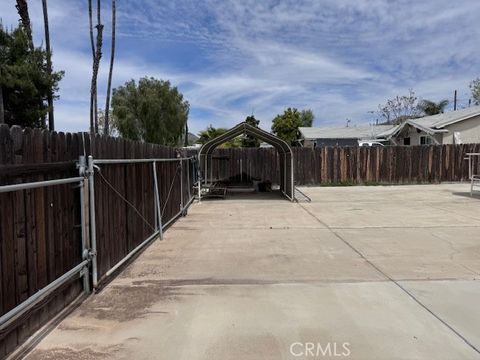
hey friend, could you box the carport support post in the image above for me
[152,161,163,240]
[198,172,201,202]
[204,155,208,186]
[87,155,98,288]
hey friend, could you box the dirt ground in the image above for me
[23,184,480,359]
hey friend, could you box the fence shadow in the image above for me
[451,191,480,200]
[201,189,285,201]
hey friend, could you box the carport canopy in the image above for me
[198,122,294,201]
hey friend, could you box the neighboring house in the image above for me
[299,106,480,147]
[384,106,480,145]
[299,125,394,148]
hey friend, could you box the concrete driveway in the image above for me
[25,184,480,359]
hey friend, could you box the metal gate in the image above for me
[0,154,198,354]
[0,157,91,337]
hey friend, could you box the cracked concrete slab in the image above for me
[23,184,480,360]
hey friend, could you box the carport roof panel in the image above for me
[199,122,292,155]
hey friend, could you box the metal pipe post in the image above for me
[87,155,98,288]
[187,158,191,203]
[153,163,158,231]
[469,155,472,180]
[152,161,163,240]
[180,159,184,212]
[78,156,91,294]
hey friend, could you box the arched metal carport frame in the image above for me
[198,122,295,201]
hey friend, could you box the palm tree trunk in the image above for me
[15,0,33,50]
[88,0,96,135]
[93,0,103,134]
[42,0,55,131]
[89,0,103,135]
[104,0,116,136]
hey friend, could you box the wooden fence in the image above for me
[0,125,192,358]
[1,124,479,358]
[209,144,480,186]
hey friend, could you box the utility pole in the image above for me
[184,120,189,147]
[0,85,4,124]
[454,90,457,111]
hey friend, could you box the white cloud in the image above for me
[1,0,479,134]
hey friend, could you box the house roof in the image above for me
[408,105,480,129]
[386,105,480,139]
[299,125,394,140]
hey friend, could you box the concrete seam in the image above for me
[298,203,480,355]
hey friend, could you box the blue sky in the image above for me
[1,0,479,134]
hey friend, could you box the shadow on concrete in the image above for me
[202,189,287,201]
[452,191,480,200]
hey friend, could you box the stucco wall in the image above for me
[393,125,442,145]
[442,115,480,144]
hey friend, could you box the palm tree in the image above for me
[104,0,116,136]
[42,0,55,131]
[198,126,228,144]
[88,0,95,134]
[418,99,449,116]
[15,0,33,50]
[89,0,103,135]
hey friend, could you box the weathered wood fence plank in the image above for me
[1,124,479,358]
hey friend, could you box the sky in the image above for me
[1,0,479,134]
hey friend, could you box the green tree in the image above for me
[0,26,63,127]
[111,77,189,145]
[470,78,480,105]
[271,108,303,145]
[417,99,449,116]
[197,125,242,148]
[242,115,260,147]
[198,125,227,144]
[300,109,314,127]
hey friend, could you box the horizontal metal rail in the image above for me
[90,156,197,288]
[0,177,84,193]
[105,230,160,277]
[103,194,195,280]
[93,157,193,165]
[0,260,89,332]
